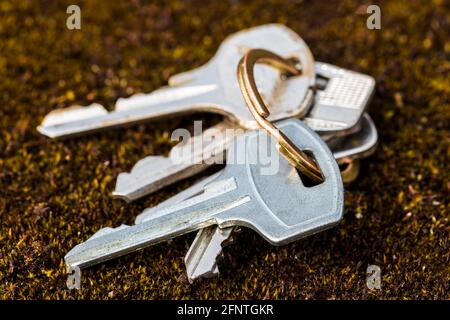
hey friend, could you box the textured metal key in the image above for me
[135,114,377,281]
[305,62,375,137]
[65,119,344,269]
[38,24,315,138]
[113,66,375,203]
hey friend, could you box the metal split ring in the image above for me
[237,48,324,183]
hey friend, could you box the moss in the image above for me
[0,0,448,299]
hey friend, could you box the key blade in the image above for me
[184,226,233,283]
[37,104,108,137]
[305,62,375,136]
[113,156,210,202]
[65,176,247,269]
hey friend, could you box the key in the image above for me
[339,158,361,185]
[136,154,364,282]
[135,115,376,281]
[180,115,377,282]
[305,62,375,137]
[113,108,376,203]
[64,118,344,269]
[184,225,235,282]
[38,24,316,138]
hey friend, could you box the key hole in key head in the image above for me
[295,150,324,187]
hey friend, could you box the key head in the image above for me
[170,24,316,128]
[305,63,376,136]
[218,118,344,245]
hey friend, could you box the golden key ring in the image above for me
[237,48,324,183]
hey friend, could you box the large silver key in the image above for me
[114,61,376,202]
[65,119,344,269]
[38,24,315,138]
[135,114,377,282]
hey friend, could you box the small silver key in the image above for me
[38,24,315,138]
[65,119,344,269]
[135,114,377,281]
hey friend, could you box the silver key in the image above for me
[136,114,377,281]
[113,62,376,202]
[328,113,378,161]
[65,119,344,269]
[183,115,378,282]
[38,24,315,138]
[113,121,239,201]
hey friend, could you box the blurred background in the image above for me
[0,0,448,299]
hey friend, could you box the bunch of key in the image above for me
[38,24,378,283]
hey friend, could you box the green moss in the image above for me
[0,0,448,299]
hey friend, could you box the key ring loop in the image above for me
[237,48,324,183]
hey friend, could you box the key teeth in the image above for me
[113,155,167,201]
[186,245,228,283]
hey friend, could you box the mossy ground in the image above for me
[0,0,449,299]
